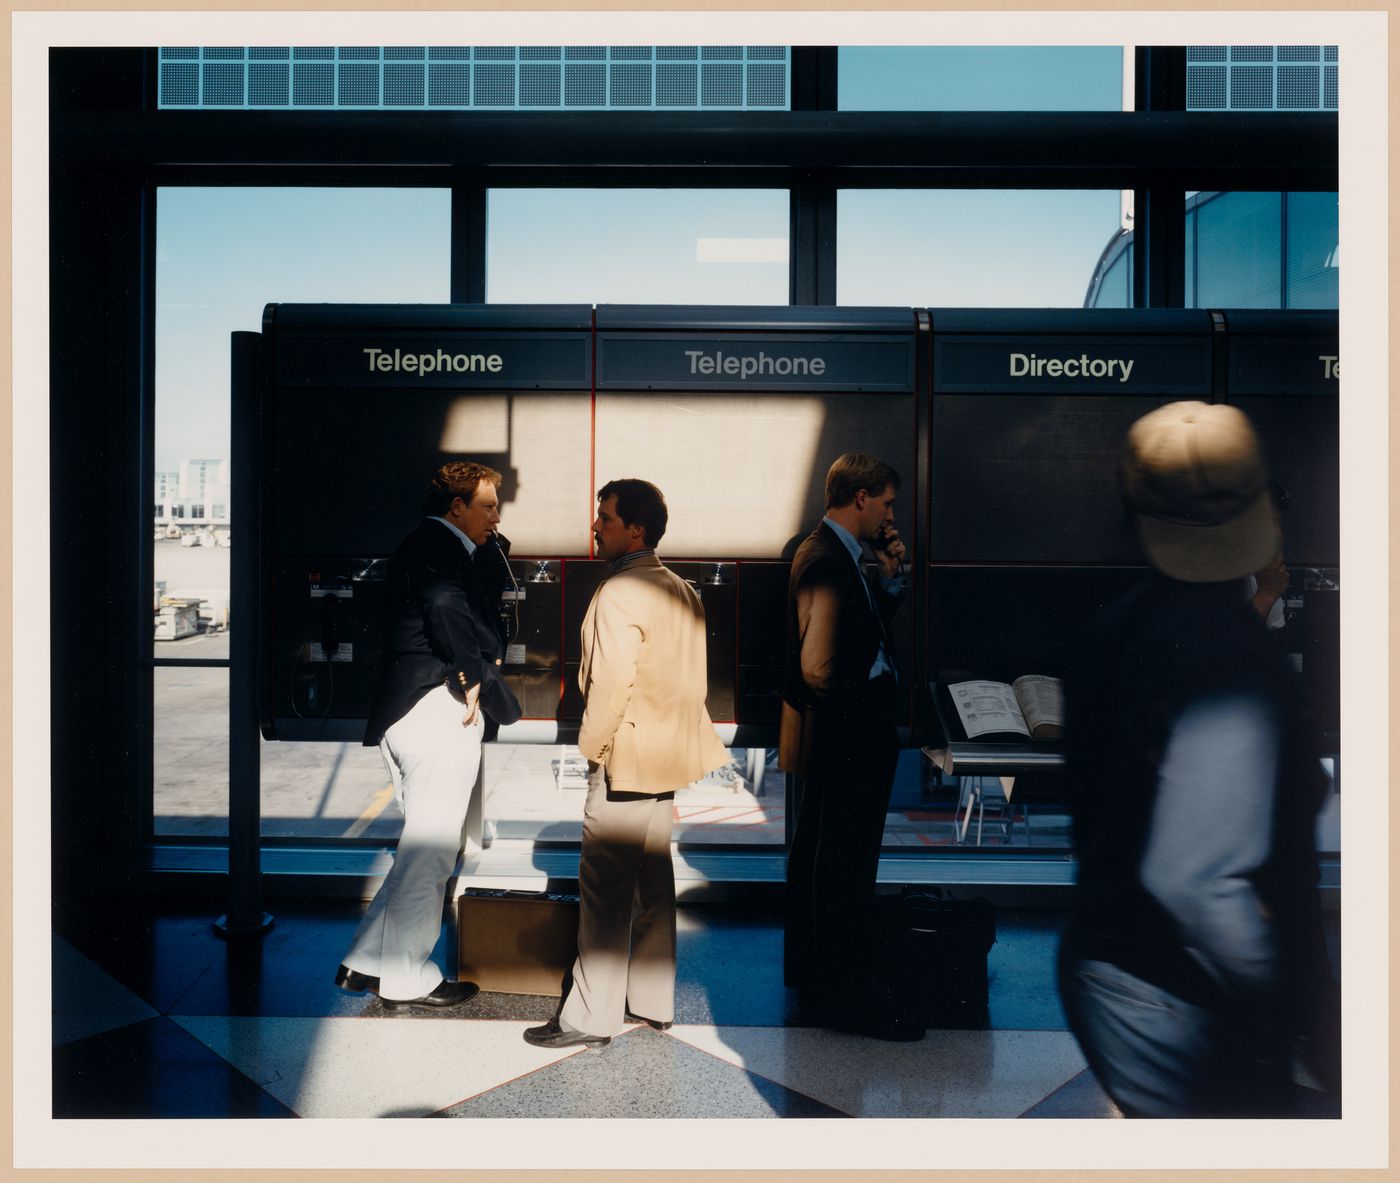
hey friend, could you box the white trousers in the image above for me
[343,684,483,1001]
[559,763,676,1037]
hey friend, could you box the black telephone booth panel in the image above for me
[920,308,1340,751]
[928,309,1216,565]
[921,309,1213,743]
[928,566,1148,683]
[594,305,924,737]
[1219,311,1340,567]
[258,303,594,740]
[1221,310,1340,740]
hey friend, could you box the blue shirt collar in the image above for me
[822,516,864,566]
[431,515,476,556]
[607,547,655,576]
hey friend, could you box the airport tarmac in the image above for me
[153,539,797,845]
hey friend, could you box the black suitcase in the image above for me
[871,887,997,1028]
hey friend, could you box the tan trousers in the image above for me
[559,763,676,1037]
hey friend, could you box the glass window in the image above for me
[1285,191,1339,308]
[154,186,451,840]
[155,657,407,840]
[838,190,1123,307]
[1191,191,1283,307]
[260,731,400,840]
[1088,235,1132,308]
[839,47,1124,111]
[1182,191,1337,310]
[156,187,451,533]
[154,663,229,836]
[1101,248,1132,308]
[489,746,784,847]
[486,189,789,304]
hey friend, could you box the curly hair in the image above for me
[422,460,503,515]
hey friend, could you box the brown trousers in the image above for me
[559,764,676,1036]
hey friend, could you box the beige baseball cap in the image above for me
[1121,400,1279,582]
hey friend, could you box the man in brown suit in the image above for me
[525,478,730,1049]
[780,452,921,1041]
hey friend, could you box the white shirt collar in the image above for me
[431,515,476,556]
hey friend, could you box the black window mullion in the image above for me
[451,178,488,303]
[789,177,837,306]
[1133,47,1189,307]
[790,46,837,112]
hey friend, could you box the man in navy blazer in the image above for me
[336,460,522,1010]
[779,452,919,1041]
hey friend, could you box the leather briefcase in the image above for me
[457,888,579,996]
[871,887,997,1028]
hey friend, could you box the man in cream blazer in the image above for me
[525,479,729,1049]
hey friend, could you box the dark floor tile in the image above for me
[1020,1067,1122,1118]
[52,934,161,1046]
[59,905,225,1014]
[52,1017,296,1118]
[436,1027,848,1119]
[985,909,1070,1030]
[166,904,377,1018]
[63,896,446,1019]
[670,903,1075,1032]
[675,905,791,1027]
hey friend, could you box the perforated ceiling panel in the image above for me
[1187,46,1337,110]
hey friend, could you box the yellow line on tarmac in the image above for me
[343,784,395,839]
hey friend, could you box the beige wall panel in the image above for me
[595,391,915,558]
[441,391,593,555]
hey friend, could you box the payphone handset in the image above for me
[873,525,899,555]
[482,530,522,648]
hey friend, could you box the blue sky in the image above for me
[839,46,1122,111]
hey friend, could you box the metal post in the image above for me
[1132,48,1189,309]
[451,181,488,304]
[789,179,838,306]
[217,330,273,938]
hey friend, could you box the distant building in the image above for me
[154,457,230,530]
[1084,190,1339,310]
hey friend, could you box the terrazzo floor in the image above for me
[52,890,1339,1126]
[49,890,1344,1142]
[51,893,1125,1123]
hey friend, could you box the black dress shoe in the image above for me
[523,1019,611,1049]
[624,1010,673,1031]
[334,964,379,994]
[381,979,480,1011]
